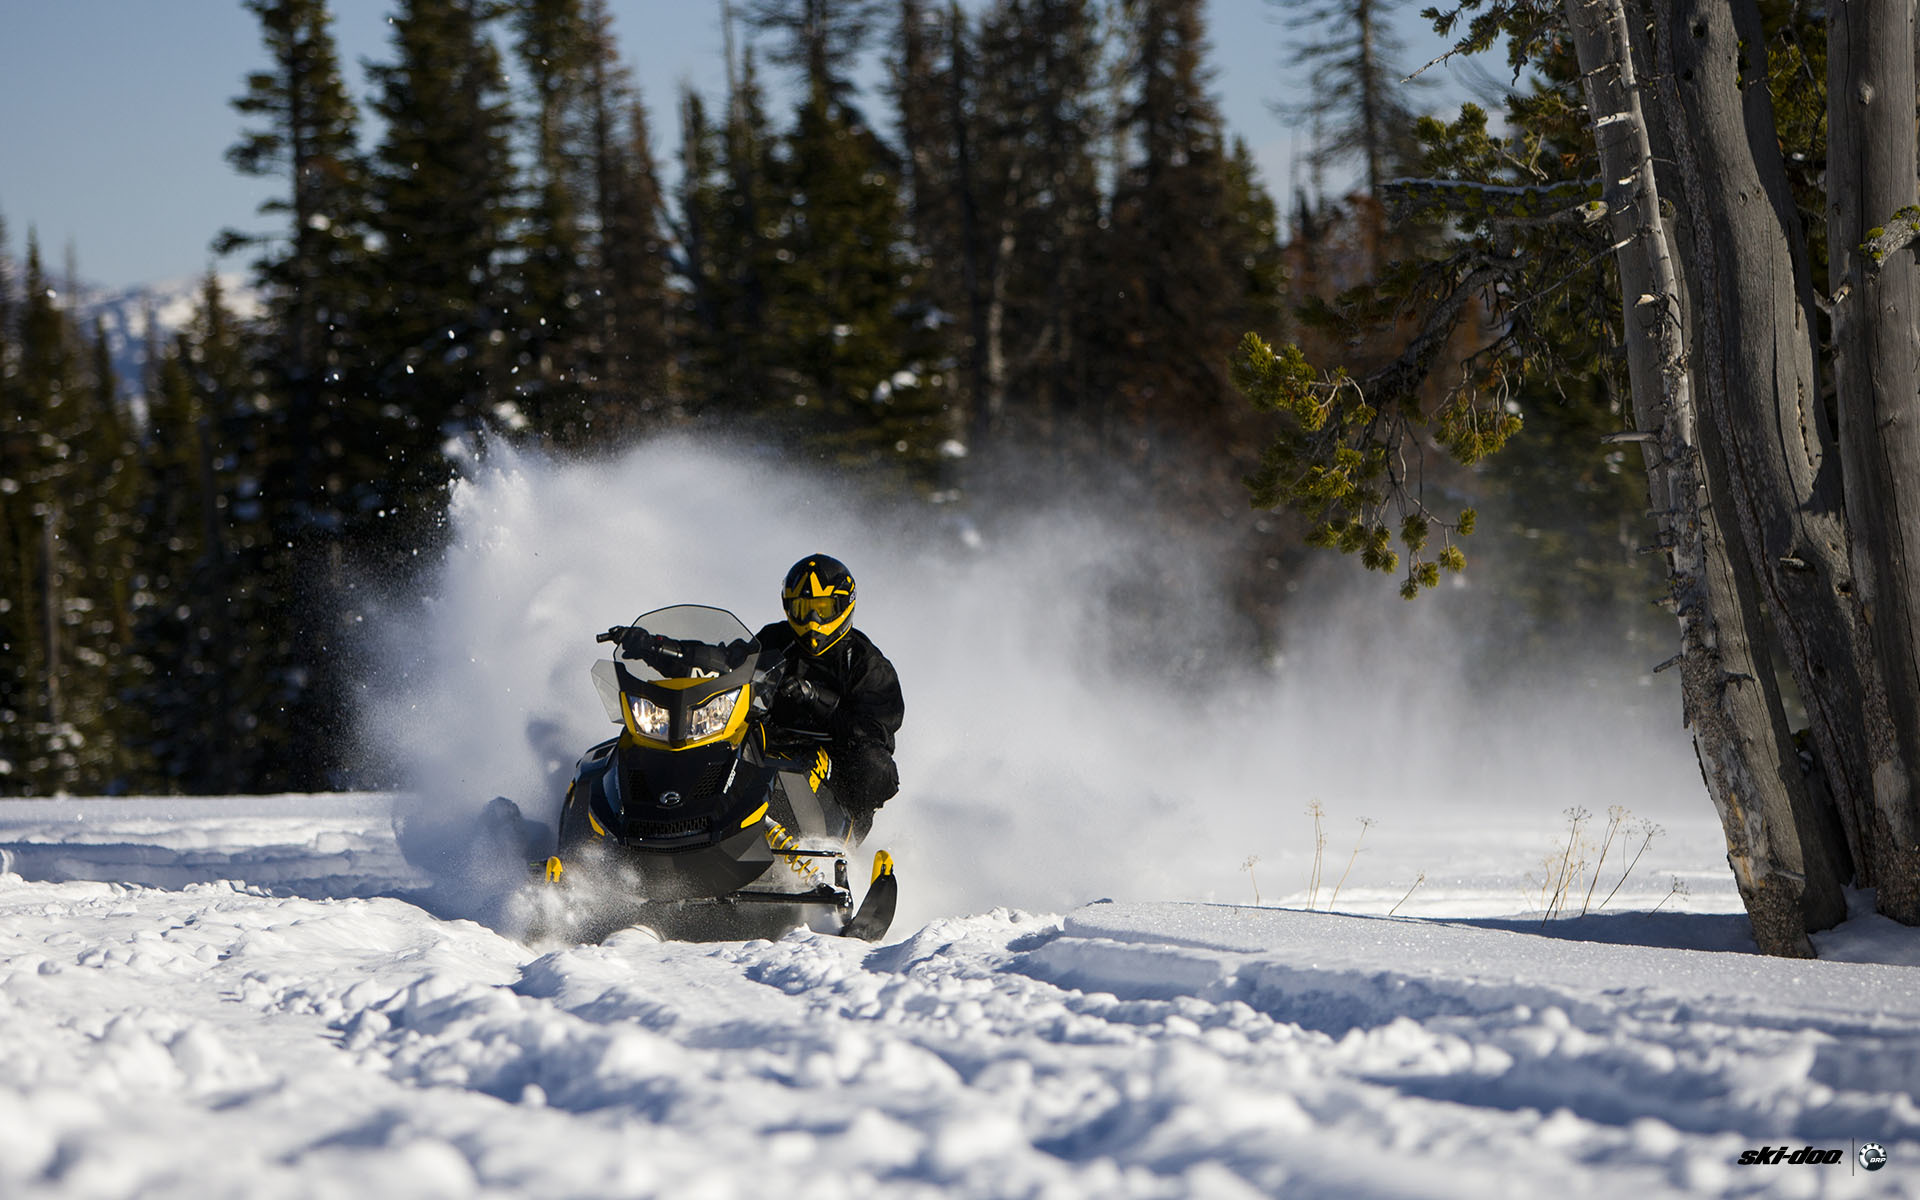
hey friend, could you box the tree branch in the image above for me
[1358,254,1509,404]
[1858,204,1920,275]
[1382,177,1607,226]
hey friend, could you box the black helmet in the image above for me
[782,554,856,655]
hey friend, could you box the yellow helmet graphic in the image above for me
[782,555,856,654]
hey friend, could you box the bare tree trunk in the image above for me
[1650,0,1858,927]
[984,219,1013,427]
[1356,0,1383,196]
[40,506,61,734]
[196,415,234,794]
[1829,0,1920,923]
[950,13,994,452]
[1568,0,1819,954]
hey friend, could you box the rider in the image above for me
[756,554,904,840]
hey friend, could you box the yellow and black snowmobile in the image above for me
[531,604,896,943]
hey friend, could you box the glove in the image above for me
[621,629,691,671]
[778,672,840,718]
[618,626,658,656]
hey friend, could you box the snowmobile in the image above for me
[525,604,897,944]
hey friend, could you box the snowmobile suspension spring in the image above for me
[764,819,822,885]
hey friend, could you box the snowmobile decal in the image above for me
[808,748,831,794]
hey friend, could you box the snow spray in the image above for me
[360,436,1706,930]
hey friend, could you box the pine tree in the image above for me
[674,45,784,416]
[227,0,377,789]
[0,216,32,791]
[509,0,594,439]
[127,278,280,793]
[7,238,75,790]
[1269,0,1425,197]
[0,239,148,792]
[675,87,731,406]
[891,1,956,266]
[888,0,971,472]
[973,0,1105,449]
[496,0,677,444]
[131,332,213,789]
[594,90,674,431]
[752,0,945,481]
[1101,0,1254,449]
[746,0,885,115]
[575,0,673,437]
[1223,138,1290,346]
[69,315,147,790]
[365,0,516,552]
[0,214,11,391]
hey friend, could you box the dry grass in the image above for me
[1528,805,1666,921]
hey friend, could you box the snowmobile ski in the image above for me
[841,851,897,942]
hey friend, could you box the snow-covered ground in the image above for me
[7,443,1916,1195]
[2,794,1916,1199]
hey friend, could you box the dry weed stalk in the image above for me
[1388,872,1426,917]
[1579,806,1627,916]
[1543,806,1592,923]
[1595,819,1664,912]
[1328,817,1375,910]
[1651,875,1689,914]
[1306,800,1327,910]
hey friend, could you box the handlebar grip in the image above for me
[596,626,627,644]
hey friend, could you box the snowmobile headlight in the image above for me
[629,694,669,739]
[686,687,744,741]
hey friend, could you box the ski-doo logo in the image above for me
[1736,1146,1844,1166]
[657,791,683,808]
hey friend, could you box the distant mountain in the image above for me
[75,273,261,402]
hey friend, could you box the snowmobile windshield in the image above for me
[616,605,758,682]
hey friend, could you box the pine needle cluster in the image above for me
[1235,330,1487,598]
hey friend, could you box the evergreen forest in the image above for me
[0,0,1660,799]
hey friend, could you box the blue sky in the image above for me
[0,1,1462,293]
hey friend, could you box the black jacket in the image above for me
[755,621,904,812]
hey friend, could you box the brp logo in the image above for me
[1859,1143,1888,1172]
[657,791,683,808]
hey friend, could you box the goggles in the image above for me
[784,591,850,626]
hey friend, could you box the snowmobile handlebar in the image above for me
[601,624,673,656]
[606,624,756,675]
